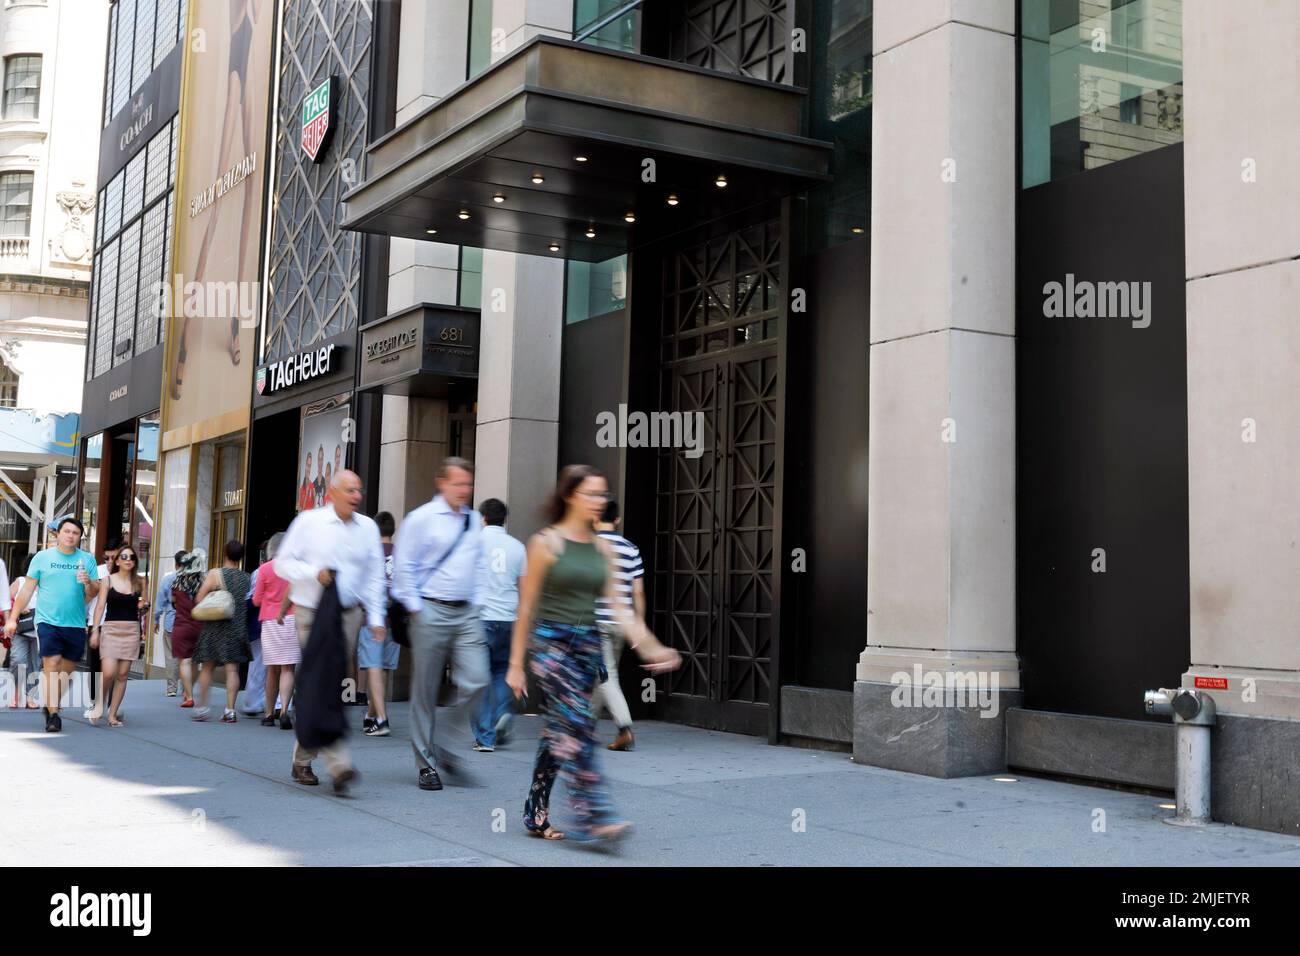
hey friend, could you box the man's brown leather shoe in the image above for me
[608,728,635,752]
[292,764,319,786]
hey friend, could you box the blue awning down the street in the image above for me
[341,36,832,262]
[0,408,80,462]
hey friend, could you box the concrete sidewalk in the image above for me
[3,679,1299,867]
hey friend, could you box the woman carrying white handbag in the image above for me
[191,540,252,722]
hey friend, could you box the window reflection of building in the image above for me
[133,413,158,587]
[1022,0,1184,188]
[81,432,103,551]
[566,256,627,325]
[809,1,872,250]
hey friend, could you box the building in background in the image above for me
[336,0,1300,835]
[0,0,108,570]
[151,0,276,626]
[61,0,1300,835]
[245,0,387,575]
[79,0,186,648]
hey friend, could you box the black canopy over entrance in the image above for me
[340,37,830,262]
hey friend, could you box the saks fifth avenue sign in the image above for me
[256,343,338,397]
[190,152,257,218]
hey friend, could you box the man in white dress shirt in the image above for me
[274,469,387,794]
[391,457,489,792]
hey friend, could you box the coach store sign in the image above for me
[359,303,480,395]
[97,45,181,183]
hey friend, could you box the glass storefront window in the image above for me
[566,255,628,324]
[458,247,483,309]
[1021,0,1184,189]
[134,413,159,590]
[116,430,136,546]
[80,433,104,552]
[210,441,244,553]
[468,0,494,78]
[808,0,872,250]
[574,0,641,52]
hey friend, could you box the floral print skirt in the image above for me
[523,620,616,838]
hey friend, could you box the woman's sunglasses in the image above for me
[118,553,137,562]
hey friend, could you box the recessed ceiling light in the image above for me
[1157,802,1177,810]
[715,174,728,188]
[574,155,588,163]
[851,226,865,234]
[458,210,470,220]
[624,212,636,223]
[585,225,596,238]
[531,172,545,184]
[993,776,1018,783]
[667,194,679,206]
[492,193,506,203]
[425,228,437,235]
[548,242,561,252]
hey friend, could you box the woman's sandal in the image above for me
[527,824,566,841]
[108,716,123,728]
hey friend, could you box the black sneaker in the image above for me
[365,719,390,737]
[362,716,375,733]
[45,711,61,733]
[418,767,443,791]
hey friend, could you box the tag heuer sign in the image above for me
[301,76,337,163]
[258,343,337,397]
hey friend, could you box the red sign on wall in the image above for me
[1194,676,1229,690]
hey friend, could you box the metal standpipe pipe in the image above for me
[1143,687,1217,827]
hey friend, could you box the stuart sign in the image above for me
[257,344,338,397]
[301,76,338,163]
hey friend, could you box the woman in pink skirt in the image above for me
[253,532,298,730]
[89,546,147,727]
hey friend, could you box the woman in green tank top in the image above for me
[506,465,680,844]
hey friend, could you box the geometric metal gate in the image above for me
[651,220,780,734]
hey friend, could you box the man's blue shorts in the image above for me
[36,623,87,662]
[357,631,400,670]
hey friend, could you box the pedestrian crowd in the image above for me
[0,458,679,845]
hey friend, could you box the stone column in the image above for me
[378,0,470,525]
[470,1,571,537]
[491,0,572,57]
[854,1,1020,777]
[1182,0,1300,834]
[475,250,563,541]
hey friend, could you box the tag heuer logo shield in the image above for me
[301,76,337,163]
[255,367,267,395]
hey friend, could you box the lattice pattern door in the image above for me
[652,220,781,729]
[723,352,777,706]
[654,363,723,701]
